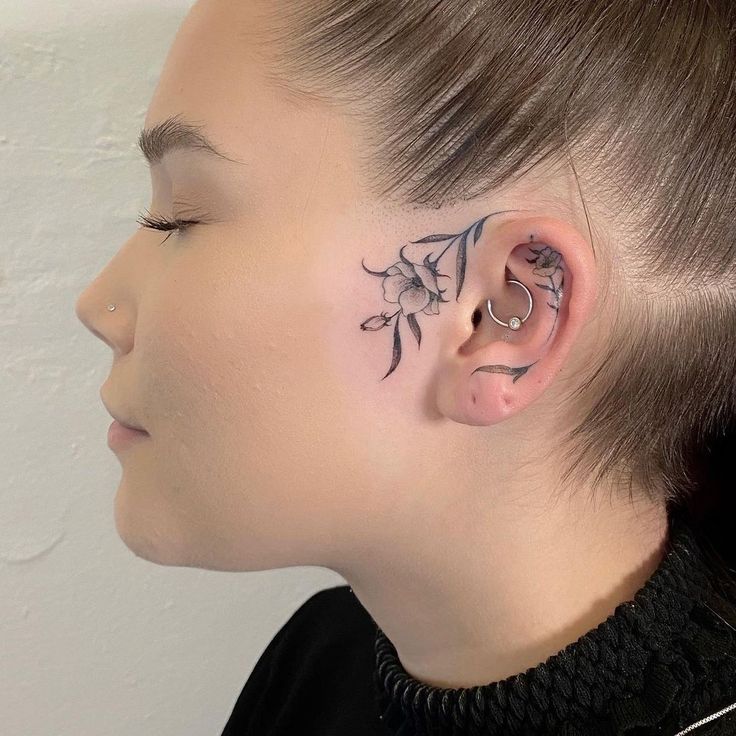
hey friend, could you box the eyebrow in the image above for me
[136,113,245,166]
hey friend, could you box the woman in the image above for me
[74,0,736,734]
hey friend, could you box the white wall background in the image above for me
[0,2,344,734]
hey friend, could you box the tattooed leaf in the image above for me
[361,259,391,277]
[455,230,468,301]
[397,243,415,267]
[473,218,485,245]
[381,317,402,380]
[406,312,421,348]
[472,362,536,383]
[534,282,557,292]
[411,233,457,243]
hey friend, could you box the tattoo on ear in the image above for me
[472,238,563,382]
[526,240,564,341]
[360,217,563,382]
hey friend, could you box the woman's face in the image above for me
[75,0,453,571]
[75,0,576,575]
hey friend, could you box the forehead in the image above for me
[141,0,368,210]
[144,0,272,149]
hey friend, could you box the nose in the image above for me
[74,280,122,352]
[74,243,138,357]
[75,225,160,355]
[75,289,117,350]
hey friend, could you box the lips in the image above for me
[115,417,149,433]
[100,391,148,433]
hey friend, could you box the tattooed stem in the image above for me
[360,213,563,381]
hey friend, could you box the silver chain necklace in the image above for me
[673,699,736,734]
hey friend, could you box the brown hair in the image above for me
[261,1,736,596]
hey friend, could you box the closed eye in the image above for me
[135,210,200,232]
[135,208,202,244]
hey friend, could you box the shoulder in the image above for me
[262,585,377,662]
[283,584,375,634]
[220,585,383,736]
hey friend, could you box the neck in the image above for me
[335,492,670,689]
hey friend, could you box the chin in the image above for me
[112,484,183,567]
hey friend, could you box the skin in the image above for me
[75,0,669,689]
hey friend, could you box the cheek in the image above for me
[136,270,253,452]
[129,244,346,541]
[126,228,415,570]
[128,273,273,561]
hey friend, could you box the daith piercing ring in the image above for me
[486,279,534,331]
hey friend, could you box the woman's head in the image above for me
[74,0,735,575]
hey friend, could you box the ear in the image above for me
[433,214,598,426]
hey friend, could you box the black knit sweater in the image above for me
[220,511,736,736]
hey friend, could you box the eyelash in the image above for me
[135,209,201,242]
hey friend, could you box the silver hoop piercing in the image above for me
[486,280,533,331]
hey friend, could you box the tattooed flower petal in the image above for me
[532,245,562,277]
[422,297,440,315]
[382,273,415,302]
[412,262,441,296]
[386,261,415,279]
[398,285,431,315]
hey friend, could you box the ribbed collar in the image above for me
[372,511,735,736]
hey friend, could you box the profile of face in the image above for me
[75,0,598,574]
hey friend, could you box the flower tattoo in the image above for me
[360,213,564,381]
